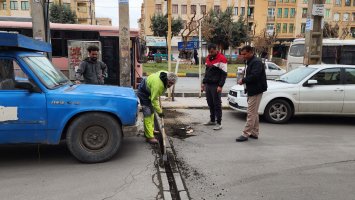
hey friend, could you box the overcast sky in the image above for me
[95,0,143,28]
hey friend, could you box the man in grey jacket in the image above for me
[75,45,107,85]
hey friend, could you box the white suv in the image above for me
[228,65,355,123]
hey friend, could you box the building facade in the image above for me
[139,0,355,42]
[0,0,99,25]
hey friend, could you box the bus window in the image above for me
[289,44,304,57]
[322,46,338,64]
[340,45,355,65]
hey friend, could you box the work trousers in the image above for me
[243,93,263,136]
[205,83,222,124]
[137,91,155,139]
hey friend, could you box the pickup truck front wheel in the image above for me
[66,113,122,163]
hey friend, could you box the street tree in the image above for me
[253,28,278,59]
[323,22,339,38]
[201,7,248,52]
[150,14,184,39]
[49,3,77,24]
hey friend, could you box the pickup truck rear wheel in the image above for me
[66,113,122,163]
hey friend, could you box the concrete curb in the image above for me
[143,72,236,78]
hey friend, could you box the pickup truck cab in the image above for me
[0,32,138,163]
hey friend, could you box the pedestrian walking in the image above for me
[236,45,267,142]
[193,49,199,65]
[201,43,227,130]
[137,71,178,144]
[75,45,107,85]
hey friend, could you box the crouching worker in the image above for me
[137,71,178,144]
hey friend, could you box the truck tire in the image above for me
[66,113,122,163]
[264,99,293,124]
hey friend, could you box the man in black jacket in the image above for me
[201,43,227,130]
[75,45,107,85]
[236,45,267,142]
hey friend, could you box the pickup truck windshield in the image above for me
[23,56,71,89]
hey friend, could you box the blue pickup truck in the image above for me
[0,32,138,163]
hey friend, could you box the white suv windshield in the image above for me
[278,67,317,84]
[23,56,70,89]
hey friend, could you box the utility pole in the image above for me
[198,4,202,98]
[303,0,325,65]
[119,0,131,87]
[30,0,51,59]
[89,0,92,25]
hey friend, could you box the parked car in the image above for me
[228,65,355,123]
[238,61,286,80]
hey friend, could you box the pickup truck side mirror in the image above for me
[16,81,41,93]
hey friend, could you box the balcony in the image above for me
[267,16,275,21]
[268,1,276,6]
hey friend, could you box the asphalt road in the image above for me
[0,137,160,200]
[164,109,355,200]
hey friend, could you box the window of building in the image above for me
[345,0,351,6]
[201,5,206,14]
[284,0,289,2]
[284,8,289,17]
[1,1,6,10]
[241,7,245,15]
[267,23,274,33]
[290,8,295,17]
[352,12,355,21]
[268,8,275,16]
[191,5,196,14]
[326,0,331,3]
[21,1,29,10]
[302,8,307,18]
[279,0,283,2]
[10,1,18,10]
[343,13,350,21]
[325,9,330,18]
[335,0,341,5]
[214,5,220,13]
[277,8,282,18]
[291,0,296,2]
[172,4,178,14]
[234,7,238,15]
[301,23,306,33]
[289,23,294,33]
[181,5,187,14]
[63,3,70,8]
[334,13,340,21]
[155,4,162,13]
[303,0,308,3]
[276,23,281,33]
[282,23,288,33]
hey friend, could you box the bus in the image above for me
[286,38,355,71]
[0,20,144,88]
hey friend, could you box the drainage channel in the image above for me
[156,134,190,200]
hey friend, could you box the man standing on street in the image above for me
[137,71,178,144]
[236,45,267,142]
[201,43,227,130]
[75,45,107,85]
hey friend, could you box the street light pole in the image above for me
[167,0,172,98]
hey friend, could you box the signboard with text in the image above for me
[178,41,199,50]
[312,4,324,16]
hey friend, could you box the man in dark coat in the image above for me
[236,45,267,142]
[75,45,107,85]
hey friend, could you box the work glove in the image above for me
[158,112,165,118]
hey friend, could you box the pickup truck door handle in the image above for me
[334,89,344,92]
